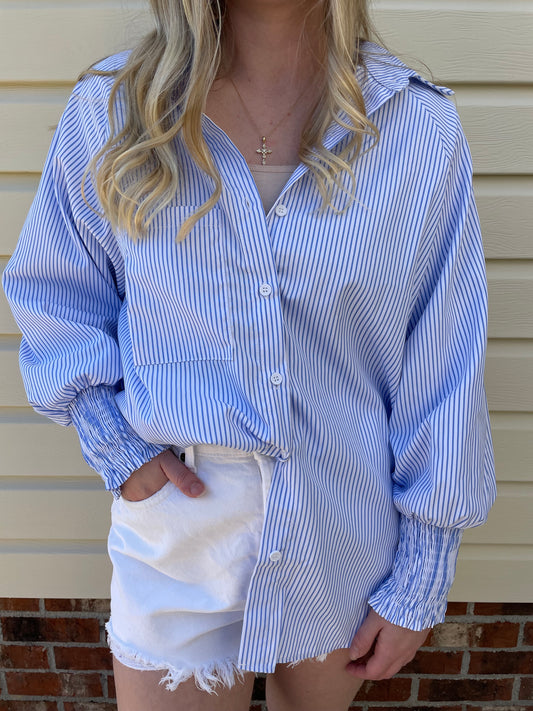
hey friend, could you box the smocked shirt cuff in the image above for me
[68,386,167,499]
[368,516,463,630]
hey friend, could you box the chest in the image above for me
[204,81,314,167]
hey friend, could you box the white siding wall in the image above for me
[1,0,531,598]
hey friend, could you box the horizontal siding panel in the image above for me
[3,342,533,411]
[0,543,111,598]
[2,5,533,84]
[8,481,529,546]
[490,413,533,482]
[1,90,532,174]
[374,5,533,84]
[485,342,533,412]
[0,177,39,257]
[0,485,110,540]
[0,347,26,406]
[2,179,532,260]
[1,412,530,482]
[0,4,149,84]
[475,177,533,259]
[486,269,533,339]
[4,542,529,600]
[462,484,533,545]
[0,93,69,173]
[450,544,533,602]
[456,97,533,175]
[0,421,93,477]
[2,271,531,337]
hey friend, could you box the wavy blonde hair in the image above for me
[82,0,380,241]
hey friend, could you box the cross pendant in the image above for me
[256,136,272,165]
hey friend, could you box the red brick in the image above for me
[0,643,49,669]
[474,621,520,647]
[356,678,411,702]
[403,650,462,675]
[445,602,468,616]
[524,621,533,646]
[520,676,533,701]
[427,621,520,649]
[58,672,103,697]
[2,616,100,643]
[0,703,58,711]
[54,645,113,671]
[107,673,116,698]
[473,602,533,616]
[370,708,462,711]
[467,707,533,711]
[45,599,110,613]
[469,650,533,674]
[0,598,40,611]
[64,706,117,711]
[6,671,61,696]
[419,678,513,702]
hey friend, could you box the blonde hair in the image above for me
[82,0,380,240]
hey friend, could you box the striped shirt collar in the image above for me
[203,41,455,199]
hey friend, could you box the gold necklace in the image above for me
[229,77,311,165]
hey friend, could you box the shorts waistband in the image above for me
[190,444,253,459]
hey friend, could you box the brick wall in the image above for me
[0,600,531,710]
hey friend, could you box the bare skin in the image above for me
[113,649,366,711]
[115,0,432,707]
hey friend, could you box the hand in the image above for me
[119,449,205,502]
[346,607,431,680]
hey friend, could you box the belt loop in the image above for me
[253,452,275,510]
[184,445,196,473]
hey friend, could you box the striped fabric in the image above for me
[3,43,496,672]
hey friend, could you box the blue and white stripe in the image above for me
[2,43,496,672]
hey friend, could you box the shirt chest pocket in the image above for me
[124,206,233,366]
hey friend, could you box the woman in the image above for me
[3,1,496,709]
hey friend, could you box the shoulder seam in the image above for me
[405,82,460,165]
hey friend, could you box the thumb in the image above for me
[349,608,383,660]
[158,449,205,498]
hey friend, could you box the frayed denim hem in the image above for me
[106,622,244,694]
[286,652,329,668]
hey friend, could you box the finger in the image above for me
[349,609,383,660]
[158,449,205,497]
[346,636,399,681]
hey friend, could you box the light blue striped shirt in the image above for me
[3,43,496,672]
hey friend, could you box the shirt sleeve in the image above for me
[2,78,166,496]
[367,118,497,630]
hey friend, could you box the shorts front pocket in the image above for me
[116,478,175,510]
[123,206,233,366]
[108,451,265,611]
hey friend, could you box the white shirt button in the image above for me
[269,550,282,562]
[275,204,288,217]
[270,372,283,386]
[259,283,272,297]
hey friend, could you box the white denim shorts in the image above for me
[106,444,276,693]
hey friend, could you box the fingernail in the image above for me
[190,482,204,497]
